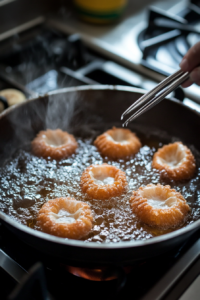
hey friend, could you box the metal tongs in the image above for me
[121,69,189,127]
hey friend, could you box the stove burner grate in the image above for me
[138,0,200,76]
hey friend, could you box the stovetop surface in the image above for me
[0,0,200,104]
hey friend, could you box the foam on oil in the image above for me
[0,126,200,243]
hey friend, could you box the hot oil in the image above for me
[0,127,200,243]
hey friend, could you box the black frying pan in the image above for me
[0,85,200,268]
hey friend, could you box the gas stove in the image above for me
[0,0,200,299]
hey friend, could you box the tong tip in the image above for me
[122,121,128,127]
[121,108,132,120]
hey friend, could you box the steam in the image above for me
[0,88,104,165]
[45,90,81,130]
[45,90,103,137]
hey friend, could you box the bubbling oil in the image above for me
[0,125,200,243]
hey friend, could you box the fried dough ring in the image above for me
[80,164,127,199]
[94,127,141,159]
[32,129,78,159]
[37,197,93,239]
[130,184,190,228]
[152,142,196,180]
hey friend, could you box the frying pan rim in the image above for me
[1,84,200,119]
[0,85,200,250]
[1,210,200,249]
[0,84,200,119]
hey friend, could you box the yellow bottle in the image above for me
[73,0,127,24]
